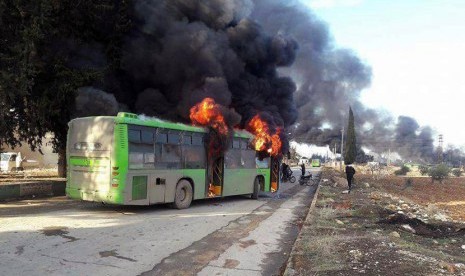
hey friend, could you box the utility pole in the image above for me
[438,134,443,164]
[340,127,344,171]
[333,143,336,167]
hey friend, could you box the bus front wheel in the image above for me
[252,177,260,199]
[173,180,193,209]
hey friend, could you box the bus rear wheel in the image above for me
[252,177,260,199]
[173,180,193,209]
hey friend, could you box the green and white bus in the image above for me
[66,112,279,208]
[311,159,321,167]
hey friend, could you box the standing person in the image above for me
[281,163,289,180]
[300,162,305,176]
[345,164,356,193]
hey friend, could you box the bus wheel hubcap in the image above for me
[179,188,186,201]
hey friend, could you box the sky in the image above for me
[301,0,465,148]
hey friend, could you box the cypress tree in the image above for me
[344,107,357,164]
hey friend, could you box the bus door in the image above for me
[270,157,280,192]
[207,156,224,197]
[223,138,250,196]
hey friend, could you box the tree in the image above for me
[344,107,356,164]
[428,164,450,183]
[419,165,430,176]
[394,165,410,176]
[0,1,131,176]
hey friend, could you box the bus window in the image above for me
[255,157,270,169]
[240,139,248,149]
[144,153,155,163]
[183,135,192,145]
[192,136,203,146]
[141,131,154,144]
[128,130,141,143]
[156,133,168,143]
[168,133,180,144]
[183,146,206,169]
[225,149,241,169]
[129,144,154,169]
[129,153,144,165]
[154,143,182,169]
[242,150,256,169]
[232,139,240,149]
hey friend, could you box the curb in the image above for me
[283,181,322,275]
[0,180,66,201]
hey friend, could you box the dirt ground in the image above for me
[285,168,465,276]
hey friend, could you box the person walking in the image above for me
[345,164,356,193]
[300,162,305,176]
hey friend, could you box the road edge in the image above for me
[0,180,66,201]
[282,181,321,276]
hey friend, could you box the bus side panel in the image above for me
[223,169,255,196]
[181,169,206,200]
[257,168,271,191]
[153,169,182,203]
[123,169,182,205]
[111,123,129,204]
[124,171,150,205]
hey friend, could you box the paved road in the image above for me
[0,168,320,276]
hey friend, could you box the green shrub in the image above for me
[428,164,451,183]
[452,168,462,177]
[419,165,430,176]
[394,165,410,176]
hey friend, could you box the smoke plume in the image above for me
[250,0,436,161]
[71,0,439,161]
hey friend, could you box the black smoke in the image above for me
[128,1,296,128]
[73,0,299,154]
[73,87,119,118]
[70,0,439,161]
[250,0,437,161]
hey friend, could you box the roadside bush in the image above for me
[428,164,451,183]
[419,165,430,176]
[394,165,410,176]
[452,168,462,177]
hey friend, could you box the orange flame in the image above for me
[189,98,228,135]
[247,115,283,156]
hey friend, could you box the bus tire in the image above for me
[252,177,260,199]
[173,180,193,209]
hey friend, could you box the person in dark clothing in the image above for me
[281,163,289,179]
[345,164,356,192]
[300,163,305,176]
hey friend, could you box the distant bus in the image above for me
[66,112,279,208]
[311,159,321,167]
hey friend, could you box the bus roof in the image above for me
[71,112,254,139]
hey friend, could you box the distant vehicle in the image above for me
[299,157,310,165]
[66,112,281,208]
[0,152,38,172]
[311,159,321,167]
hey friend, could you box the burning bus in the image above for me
[66,111,281,209]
